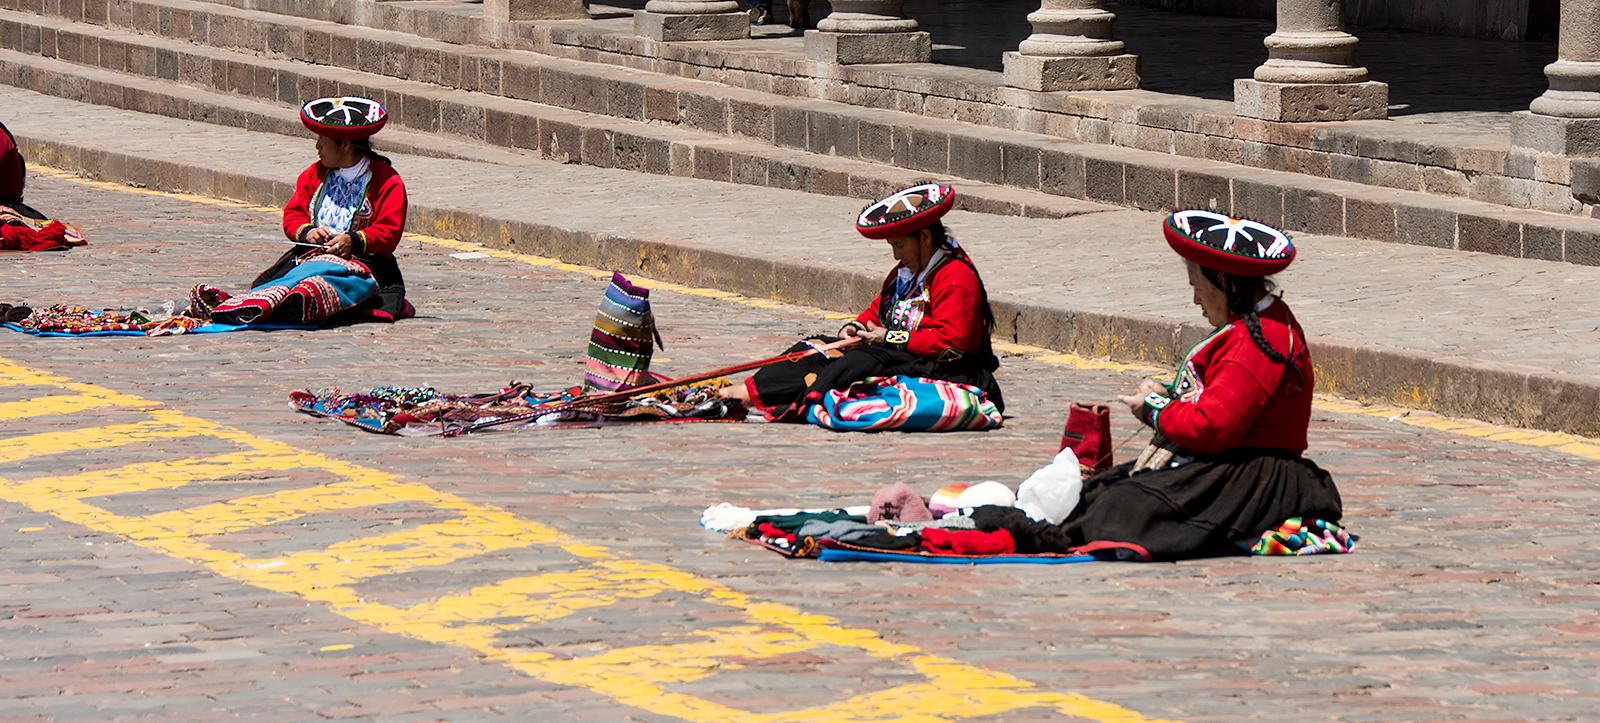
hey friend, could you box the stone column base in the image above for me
[485,0,590,21]
[1234,79,1388,122]
[635,10,749,41]
[1510,111,1600,156]
[804,30,931,65]
[1001,51,1139,92]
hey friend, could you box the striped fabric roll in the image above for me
[584,273,660,393]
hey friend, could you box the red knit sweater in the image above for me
[282,160,408,256]
[850,255,987,363]
[1145,298,1313,455]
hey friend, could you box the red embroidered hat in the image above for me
[856,183,955,239]
[300,97,388,140]
[1163,210,1295,277]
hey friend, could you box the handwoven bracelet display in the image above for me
[1162,209,1294,277]
[300,97,388,140]
[856,182,955,239]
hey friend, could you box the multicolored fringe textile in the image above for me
[210,254,378,325]
[291,379,743,436]
[585,273,662,393]
[804,376,1003,432]
[0,206,85,252]
[1239,518,1355,556]
[5,303,314,337]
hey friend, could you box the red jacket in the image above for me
[849,254,988,363]
[0,121,23,203]
[1144,298,1313,455]
[282,160,407,256]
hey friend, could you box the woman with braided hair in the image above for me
[971,210,1343,561]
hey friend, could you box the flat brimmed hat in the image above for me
[300,97,388,140]
[1163,210,1295,276]
[856,183,955,239]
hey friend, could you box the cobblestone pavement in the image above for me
[1,172,1598,722]
[10,88,1600,395]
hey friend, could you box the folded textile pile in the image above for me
[804,376,1002,432]
[1,206,85,252]
[291,379,744,436]
[1239,518,1356,556]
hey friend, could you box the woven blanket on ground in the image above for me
[1239,518,1356,555]
[0,206,85,252]
[5,304,313,337]
[803,375,1002,432]
[210,254,377,325]
[585,273,663,393]
[291,379,744,436]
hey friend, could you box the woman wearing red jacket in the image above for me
[724,182,1003,418]
[978,210,1343,560]
[250,96,413,322]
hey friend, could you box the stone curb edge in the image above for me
[17,133,1600,439]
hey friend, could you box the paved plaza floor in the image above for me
[1,171,1598,722]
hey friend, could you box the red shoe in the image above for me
[1060,402,1113,474]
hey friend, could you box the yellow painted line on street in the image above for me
[0,353,1181,723]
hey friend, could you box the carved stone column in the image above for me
[1002,0,1138,92]
[1235,0,1387,121]
[485,0,589,21]
[1513,0,1600,156]
[636,0,749,42]
[805,0,931,65]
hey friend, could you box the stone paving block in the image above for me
[1345,195,1398,244]
[1395,204,1456,249]
[1083,156,1124,205]
[1458,213,1523,257]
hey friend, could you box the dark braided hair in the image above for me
[347,137,394,166]
[1198,265,1304,393]
[924,220,996,334]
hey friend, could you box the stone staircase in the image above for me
[5,0,1600,265]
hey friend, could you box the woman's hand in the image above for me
[854,321,888,345]
[325,233,355,258]
[1115,378,1167,415]
[304,226,335,245]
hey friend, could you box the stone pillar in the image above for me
[636,0,749,42]
[1002,0,1138,92]
[484,0,589,21]
[804,0,931,65]
[1513,0,1600,156]
[1234,0,1387,122]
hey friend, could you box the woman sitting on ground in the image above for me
[206,96,413,324]
[722,182,1003,419]
[978,210,1343,560]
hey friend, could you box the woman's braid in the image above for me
[1201,267,1304,392]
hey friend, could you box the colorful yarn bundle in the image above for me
[584,273,661,393]
[15,304,145,334]
[1240,518,1355,556]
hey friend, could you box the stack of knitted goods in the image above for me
[584,273,663,394]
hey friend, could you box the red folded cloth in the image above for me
[921,528,1016,556]
[0,221,69,251]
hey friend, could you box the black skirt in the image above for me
[973,447,1342,560]
[749,337,1004,418]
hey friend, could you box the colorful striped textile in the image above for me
[210,254,378,325]
[1239,518,1355,556]
[803,375,1002,432]
[1,205,86,252]
[584,273,660,393]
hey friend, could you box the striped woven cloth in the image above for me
[584,273,661,393]
[1239,518,1355,555]
[804,376,1003,432]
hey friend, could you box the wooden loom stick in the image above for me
[440,336,863,437]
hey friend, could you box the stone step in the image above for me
[9,82,1600,440]
[5,0,1600,266]
[0,13,1109,219]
